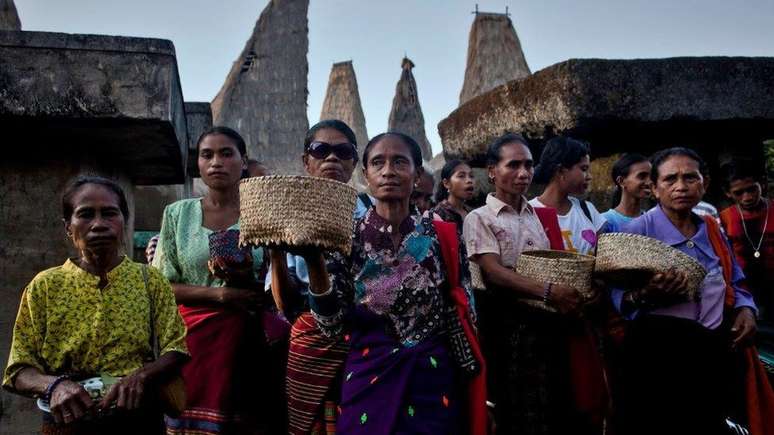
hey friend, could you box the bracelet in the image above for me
[43,374,70,402]
[542,282,553,305]
[309,284,333,298]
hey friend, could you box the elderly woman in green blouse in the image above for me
[3,176,188,434]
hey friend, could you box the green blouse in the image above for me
[152,198,265,288]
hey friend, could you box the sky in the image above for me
[14,0,774,156]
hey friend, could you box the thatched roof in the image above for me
[459,12,530,105]
[211,0,309,175]
[320,61,369,154]
[319,60,369,190]
[388,57,433,161]
[0,0,20,31]
[441,57,774,166]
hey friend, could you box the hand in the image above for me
[286,246,324,263]
[548,284,583,315]
[49,380,94,424]
[208,253,254,284]
[216,286,262,310]
[581,279,605,307]
[100,370,148,412]
[730,307,757,349]
[640,269,689,306]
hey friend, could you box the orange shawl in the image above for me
[704,216,774,435]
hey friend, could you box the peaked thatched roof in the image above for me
[319,60,369,190]
[0,0,21,30]
[388,57,433,161]
[320,61,369,154]
[459,12,530,105]
[211,0,309,175]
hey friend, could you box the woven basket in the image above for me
[594,233,707,300]
[239,175,357,254]
[514,250,596,312]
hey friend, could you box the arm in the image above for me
[463,212,582,314]
[268,250,305,316]
[473,254,582,314]
[4,283,94,424]
[153,206,260,308]
[303,248,351,337]
[726,238,757,347]
[14,367,93,424]
[100,268,190,411]
[473,253,544,298]
[100,351,187,411]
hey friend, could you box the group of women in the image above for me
[3,118,771,435]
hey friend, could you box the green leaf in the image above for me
[429,356,438,368]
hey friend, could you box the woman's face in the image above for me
[488,142,534,197]
[445,163,475,201]
[302,128,356,183]
[619,161,653,200]
[198,133,247,190]
[64,184,125,258]
[560,154,592,195]
[364,136,419,202]
[653,155,705,214]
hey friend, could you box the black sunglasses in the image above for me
[307,141,357,161]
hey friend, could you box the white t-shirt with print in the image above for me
[529,196,607,255]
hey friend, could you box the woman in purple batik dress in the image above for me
[297,132,479,434]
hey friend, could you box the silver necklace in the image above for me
[737,200,769,259]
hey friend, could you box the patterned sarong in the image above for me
[165,306,273,434]
[286,312,349,435]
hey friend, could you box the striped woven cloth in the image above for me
[287,312,349,435]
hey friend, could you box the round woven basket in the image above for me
[239,175,357,254]
[514,250,596,312]
[595,233,707,300]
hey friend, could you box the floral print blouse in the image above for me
[309,208,474,348]
[4,257,188,389]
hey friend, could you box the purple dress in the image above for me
[309,209,474,434]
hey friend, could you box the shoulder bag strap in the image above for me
[357,192,373,208]
[432,220,459,288]
[141,265,159,360]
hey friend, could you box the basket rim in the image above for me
[597,232,706,271]
[239,174,358,191]
[518,249,596,262]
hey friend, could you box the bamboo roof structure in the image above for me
[388,57,433,161]
[459,11,530,105]
[211,0,309,175]
[0,0,21,30]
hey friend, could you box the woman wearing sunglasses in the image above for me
[268,120,372,434]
